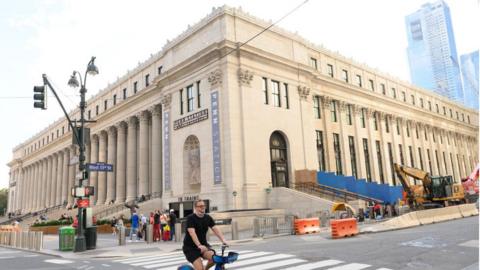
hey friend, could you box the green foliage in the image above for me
[31,219,72,227]
[0,189,7,215]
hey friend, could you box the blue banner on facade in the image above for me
[211,91,222,184]
[164,111,171,190]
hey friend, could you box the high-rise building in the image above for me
[460,51,479,110]
[405,0,463,104]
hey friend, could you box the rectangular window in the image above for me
[363,138,372,182]
[349,136,358,179]
[442,152,448,174]
[272,80,281,107]
[373,112,378,131]
[450,153,456,177]
[56,129,59,138]
[134,81,138,93]
[62,126,65,135]
[424,128,428,141]
[262,77,269,104]
[316,131,326,171]
[360,108,366,128]
[406,123,410,137]
[369,79,374,91]
[310,57,318,69]
[457,154,462,178]
[327,64,334,77]
[399,144,405,165]
[440,133,443,144]
[187,84,194,112]
[428,101,432,111]
[435,150,441,174]
[436,104,439,113]
[333,133,343,175]
[467,115,470,124]
[376,140,385,184]
[96,105,99,116]
[158,66,163,75]
[443,106,446,115]
[385,115,389,133]
[433,133,436,143]
[104,100,108,110]
[284,83,289,109]
[462,113,464,122]
[409,146,414,167]
[113,94,117,105]
[391,88,396,98]
[427,149,433,174]
[145,74,150,87]
[88,110,91,120]
[196,81,201,108]
[449,109,453,118]
[381,84,386,95]
[313,96,321,119]
[388,143,396,185]
[356,75,362,87]
[420,98,424,108]
[123,88,127,99]
[416,126,419,139]
[396,119,400,135]
[418,147,424,171]
[411,95,415,105]
[331,100,337,122]
[456,111,459,120]
[402,91,406,102]
[346,104,352,125]
[179,89,184,115]
[341,69,348,83]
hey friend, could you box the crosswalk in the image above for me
[112,250,393,270]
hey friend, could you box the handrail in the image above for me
[293,182,383,204]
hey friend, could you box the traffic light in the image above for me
[33,85,47,109]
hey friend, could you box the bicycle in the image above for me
[178,244,239,270]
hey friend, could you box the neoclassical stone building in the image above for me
[8,6,478,216]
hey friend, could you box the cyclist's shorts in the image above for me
[182,246,211,264]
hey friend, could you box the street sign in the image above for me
[77,199,89,208]
[86,162,114,172]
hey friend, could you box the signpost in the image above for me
[86,162,114,172]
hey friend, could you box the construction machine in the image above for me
[461,163,479,203]
[394,163,465,209]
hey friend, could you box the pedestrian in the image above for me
[169,209,177,241]
[130,211,139,241]
[141,214,147,241]
[160,210,168,241]
[111,216,117,236]
[153,210,161,241]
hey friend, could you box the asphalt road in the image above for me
[1,216,478,269]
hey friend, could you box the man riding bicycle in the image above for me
[182,199,228,270]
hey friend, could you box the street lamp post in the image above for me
[68,57,99,252]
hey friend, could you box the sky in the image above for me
[0,0,478,189]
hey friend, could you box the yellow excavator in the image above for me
[394,163,465,209]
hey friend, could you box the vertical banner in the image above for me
[211,91,222,184]
[163,111,171,190]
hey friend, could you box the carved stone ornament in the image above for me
[297,86,311,100]
[160,93,172,110]
[352,104,363,115]
[237,68,254,87]
[208,69,222,89]
[320,95,332,109]
[338,101,347,112]
[150,104,162,117]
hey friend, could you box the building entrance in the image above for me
[270,131,289,188]
[169,200,210,218]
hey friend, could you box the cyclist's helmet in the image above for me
[177,265,194,270]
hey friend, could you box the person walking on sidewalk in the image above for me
[182,199,228,270]
[169,209,177,241]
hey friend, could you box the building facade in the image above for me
[460,51,479,110]
[405,0,464,104]
[8,6,479,216]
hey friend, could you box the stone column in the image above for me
[352,105,366,180]
[50,154,58,206]
[320,96,334,172]
[126,116,138,202]
[26,166,32,211]
[150,105,162,198]
[67,147,76,207]
[337,101,349,177]
[42,158,49,209]
[115,122,127,203]
[55,152,63,206]
[90,135,99,204]
[61,149,69,206]
[138,111,150,197]
[97,131,108,204]
[19,169,26,212]
[106,126,117,204]
[45,156,53,207]
[31,163,37,211]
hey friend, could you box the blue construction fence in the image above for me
[317,171,403,204]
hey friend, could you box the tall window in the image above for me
[436,104,439,113]
[356,75,362,87]
[435,150,441,174]
[411,95,415,105]
[457,154,462,179]
[330,100,337,122]
[316,131,326,171]
[428,101,432,111]
[313,96,321,119]
[391,88,396,98]
[341,69,348,83]
[145,74,150,87]
[385,115,389,133]
[310,57,318,69]
[327,64,334,77]
[402,91,406,102]
[96,105,99,115]
[88,110,91,120]
[113,94,117,105]
[349,136,357,179]
[388,143,396,185]
[179,89,184,115]
[369,79,374,91]
[134,81,138,93]
[272,80,281,107]
[406,123,410,137]
[104,100,108,110]
[360,108,366,128]
[416,126,419,139]
[284,83,289,109]
[157,66,163,75]
[381,83,386,95]
[373,112,378,130]
[346,104,352,125]
[363,138,372,182]
[187,84,194,112]
[196,81,201,108]
[420,98,424,108]
[399,144,405,165]
[409,146,414,167]
[396,119,400,135]
[262,77,269,104]
[427,149,433,174]
[376,140,385,184]
[123,88,127,99]
[450,153,456,178]
[333,133,343,175]
[418,147,424,170]
[443,106,446,115]
[442,152,448,174]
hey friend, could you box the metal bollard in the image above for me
[146,224,153,244]
[175,223,181,243]
[253,218,260,237]
[118,226,126,246]
[231,221,239,240]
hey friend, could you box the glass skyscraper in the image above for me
[460,51,479,110]
[405,1,463,103]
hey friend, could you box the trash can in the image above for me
[84,226,97,250]
[59,226,75,251]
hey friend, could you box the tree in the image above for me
[0,189,8,216]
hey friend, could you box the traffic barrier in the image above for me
[294,218,320,235]
[458,203,479,217]
[330,218,358,239]
[433,205,462,223]
[414,208,435,225]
